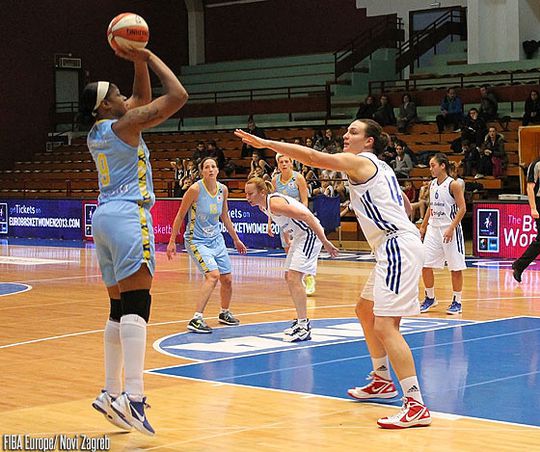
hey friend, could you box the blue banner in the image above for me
[312,195,341,233]
[0,199,82,240]
[222,199,282,249]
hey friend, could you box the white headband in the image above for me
[92,81,110,117]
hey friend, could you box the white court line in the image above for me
[1,290,539,349]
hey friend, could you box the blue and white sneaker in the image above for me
[92,390,132,431]
[112,393,155,436]
[446,300,462,315]
[420,297,437,313]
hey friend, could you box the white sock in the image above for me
[120,314,147,398]
[297,318,309,326]
[220,308,229,314]
[400,376,423,404]
[194,312,203,319]
[425,287,435,299]
[453,292,462,303]
[103,320,122,397]
[372,356,391,380]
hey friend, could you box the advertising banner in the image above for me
[223,199,282,249]
[83,199,184,244]
[474,201,537,258]
[0,199,82,240]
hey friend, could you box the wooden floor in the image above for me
[2,242,540,451]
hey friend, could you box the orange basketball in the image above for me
[107,13,149,51]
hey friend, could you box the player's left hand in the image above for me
[443,227,454,243]
[235,239,248,254]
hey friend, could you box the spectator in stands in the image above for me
[378,132,396,165]
[461,108,487,147]
[391,142,414,179]
[312,129,325,150]
[305,137,314,148]
[397,93,417,133]
[312,170,335,197]
[402,180,416,203]
[302,165,320,196]
[241,116,266,158]
[373,94,396,127]
[410,180,430,223]
[436,87,463,133]
[207,139,225,171]
[523,89,540,126]
[248,150,272,181]
[186,159,200,181]
[476,127,506,178]
[460,139,480,177]
[170,158,183,197]
[355,95,377,120]
[478,85,498,122]
[193,141,209,164]
[322,129,341,154]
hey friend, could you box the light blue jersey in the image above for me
[276,171,301,201]
[184,180,225,242]
[184,180,231,274]
[88,119,155,207]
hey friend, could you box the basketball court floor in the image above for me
[2,238,540,451]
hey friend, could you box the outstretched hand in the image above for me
[234,129,269,150]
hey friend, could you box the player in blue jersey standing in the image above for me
[236,119,431,429]
[167,157,247,333]
[81,46,188,435]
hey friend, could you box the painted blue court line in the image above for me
[150,317,540,427]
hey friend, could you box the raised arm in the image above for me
[269,198,339,257]
[234,129,373,183]
[114,47,188,142]
[125,60,152,109]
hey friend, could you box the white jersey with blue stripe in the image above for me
[275,171,301,200]
[87,119,155,207]
[429,176,458,228]
[185,180,225,242]
[265,192,319,251]
[348,152,419,249]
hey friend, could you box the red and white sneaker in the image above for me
[347,371,398,400]
[377,397,432,429]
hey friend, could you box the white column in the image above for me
[468,0,521,64]
[184,0,205,66]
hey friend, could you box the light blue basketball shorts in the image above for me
[92,200,155,287]
[185,234,232,275]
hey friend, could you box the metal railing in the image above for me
[396,7,466,74]
[333,14,404,80]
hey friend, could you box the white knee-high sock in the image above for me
[120,314,147,399]
[104,320,122,397]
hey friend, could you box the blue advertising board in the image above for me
[0,199,82,240]
[222,199,282,249]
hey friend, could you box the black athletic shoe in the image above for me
[188,318,212,333]
[218,311,240,325]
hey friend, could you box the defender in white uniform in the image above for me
[245,177,338,342]
[236,119,432,429]
[419,154,466,315]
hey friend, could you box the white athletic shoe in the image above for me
[92,390,132,431]
[111,393,155,436]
